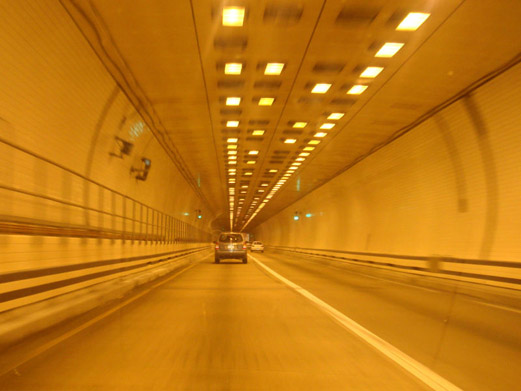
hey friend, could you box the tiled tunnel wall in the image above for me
[0,1,212,315]
[253,60,521,289]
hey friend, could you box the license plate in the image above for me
[228,245,234,250]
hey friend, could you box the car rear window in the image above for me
[219,234,243,242]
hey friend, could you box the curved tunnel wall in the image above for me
[0,1,212,314]
[253,60,521,288]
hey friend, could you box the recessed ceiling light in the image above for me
[265,63,284,75]
[296,157,305,162]
[284,138,297,144]
[261,183,268,187]
[227,138,238,143]
[360,67,383,78]
[314,132,327,138]
[248,150,259,155]
[303,146,315,151]
[347,85,368,95]
[258,97,274,106]
[375,42,404,58]
[244,172,253,176]
[311,83,331,93]
[269,169,278,173]
[225,63,242,75]
[222,7,245,26]
[227,144,237,149]
[228,160,237,165]
[320,123,335,129]
[299,152,310,157]
[229,172,236,175]
[227,121,239,127]
[291,162,302,166]
[328,113,344,120]
[308,140,321,145]
[396,12,430,31]
[258,189,265,193]
[293,122,307,128]
[226,97,241,106]
[247,161,256,164]
[241,185,248,188]
[228,150,237,155]
[228,168,236,172]
[240,190,247,193]
[228,179,235,183]
[252,129,265,136]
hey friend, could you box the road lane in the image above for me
[0,256,429,390]
[252,250,521,391]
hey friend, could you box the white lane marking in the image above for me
[250,254,462,391]
[465,299,521,315]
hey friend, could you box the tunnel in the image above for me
[0,1,520,390]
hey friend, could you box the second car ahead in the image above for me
[214,232,247,264]
[250,241,264,253]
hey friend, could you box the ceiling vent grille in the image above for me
[264,2,303,25]
[335,6,379,26]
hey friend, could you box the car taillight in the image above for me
[215,244,219,249]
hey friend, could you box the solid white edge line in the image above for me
[250,254,462,391]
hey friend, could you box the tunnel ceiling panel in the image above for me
[62,0,521,230]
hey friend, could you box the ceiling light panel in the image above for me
[375,42,404,58]
[224,63,242,75]
[314,132,327,138]
[252,130,265,136]
[320,123,335,129]
[293,122,307,128]
[265,63,284,75]
[360,67,383,78]
[328,113,344,120]
[226,97,241,106]
[227,121,239,127]
[284,138,297,144]
[227,138,238,143]
[347,85,368,95]
[396,12,430,31]
[222,7,245,26]
[258,97,275,106]
[311,83,331,93]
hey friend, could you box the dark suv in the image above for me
[215,232,247,263]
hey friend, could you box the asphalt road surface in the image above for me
[1,250,519,390]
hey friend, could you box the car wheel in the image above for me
[242,257,248,264]
[215,257,220,263]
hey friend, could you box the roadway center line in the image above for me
[250,254,462,391]
[0,255,208,378]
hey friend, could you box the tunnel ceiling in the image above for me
[61,0,521,231]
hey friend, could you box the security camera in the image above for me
[130,157,151,181]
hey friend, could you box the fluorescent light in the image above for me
[320,123,335,129]
[347,85,368,95]
[227,121,239,127]
[299,152,310,157]
[328,113,344,120]
[244,172,253,176]
[227,144,237,149]
[261,183,268,187]
[226,97,241,106]
[269,169,278,173]
[248,150,259,155]
[247,161,256,164]
[241,185,248,188]
[227,138,238,143]
[258,97,274,106]
[311,83,331,93]
[296,157,305,162]
[308,140,321,145]
[293,122,307,128]
[265,63,284,75]
[291,162,302,166]
[375,42,404,58]
[396,12,430,31]
[252,130,265,136]
[314,132,327,138]
[222,7,245,26]
[284,138,297,144]
[360,67,383,78]
[229,172,236,175]
[228,150,237,155]
[228,160,237,165]
[303,146,315,151]
[225,63,242,75]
